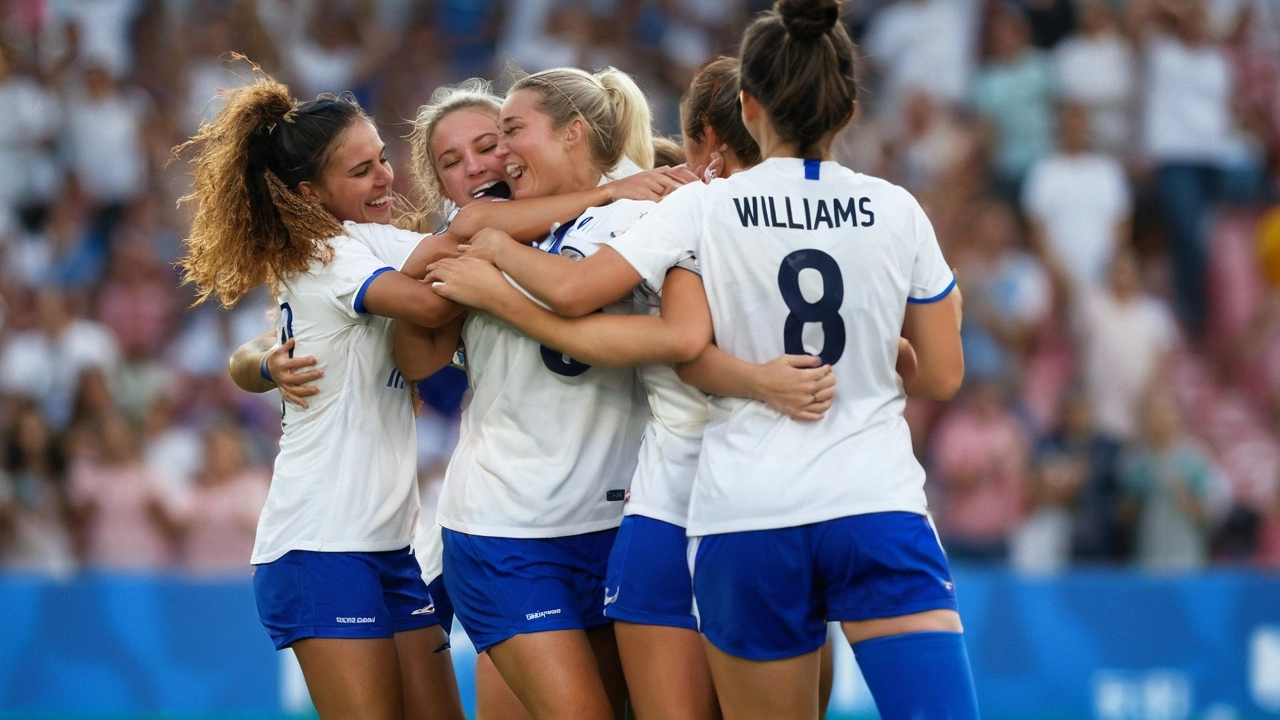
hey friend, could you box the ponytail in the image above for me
[511,66,655,174]
[175,65,367,308]
[598,68,654,170]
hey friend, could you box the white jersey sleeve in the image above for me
[605,181,707,294]
[906,194,957,302]
[345,221,425,272]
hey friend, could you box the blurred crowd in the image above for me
[0,0,1278,578]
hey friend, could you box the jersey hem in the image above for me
[250,538,413,565]
[437,516,623,539]
[685,499,927,538]
[622,505,687,528]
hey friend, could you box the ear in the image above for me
[296,180,323,207]
[562,116,586,152]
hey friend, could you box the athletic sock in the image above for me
[851,631,980,720]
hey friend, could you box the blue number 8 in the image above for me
[777,249,845,366]
[541,345,591,377]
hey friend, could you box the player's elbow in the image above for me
[546,282,600,319]
[669,330,710,364]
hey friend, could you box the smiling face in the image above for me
[496,88,581,199]
[298,119,394,224]
[431,108,510,207]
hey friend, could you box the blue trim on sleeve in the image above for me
[907,275,957,304]
[804,159,821,180]
[354,266,395,314]
[547,216,578,255]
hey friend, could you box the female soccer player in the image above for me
[432,2,979,717]
[426,57,842,720]
[176,77,467,720]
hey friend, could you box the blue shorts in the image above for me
[425,574,455,636]
[604,515,697,631]
[442,527,617,652]
[691,512,957,661]
[253,548,441,650]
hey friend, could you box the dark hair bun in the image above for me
[776,0,840,41]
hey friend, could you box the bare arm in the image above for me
[426,259,711,366]
[448,167,697,243]
[399,231,463,280]
[676,347,837,421]
[361,270,467,328]
[394,314,466,382]
[900,289,965,400]
[228,333,325,408]
[456,228,642,317]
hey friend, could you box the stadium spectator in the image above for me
[1023,387,1124,564]
[179,423,268,576]
[931,378,1031,561]
[1135,0,1266,338]
[955,198,1053,384]
[0,288,120,429]
[970,2,1055,200]
[1023,102,1132,289]
[861,0,976,126]
[0,403,76,575]
[63,60,153,247]
[1070,247,1179,443]
[67,413,182,570]
[1120,390,1215,571]
[1051,0,1136,156]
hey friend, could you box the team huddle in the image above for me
[175,1,979,719]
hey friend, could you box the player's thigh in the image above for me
[615,621,719,720]
[394,625,466,720]
[292,637,403,720]
[702,639,820,720]
[476,651,532,720]
[487,629,615,720]
[586,623,629,718]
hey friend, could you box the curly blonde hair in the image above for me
[175,73,368,307]
[405,78,502,230]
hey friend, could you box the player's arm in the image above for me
[676,348,836,422]
[394,314,466,382]
[399,231,464,279]
[900,287,964,400]
[427,259,710,366]
[361,269,467,328]
[451,228,642,317]
[446,167,695,243]
[228,331,324,408]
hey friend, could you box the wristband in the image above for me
[260,354,274,384]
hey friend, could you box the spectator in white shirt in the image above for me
[862,0,977,128]
[1071,246,1179,443]
[1053,0,1136,155]
[1136,0,1264,338]
[1023,102,1132,289]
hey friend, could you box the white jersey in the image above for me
[252,222,425,564]
[436,200,650,538]
[608,158,955,537]
[624,258,710,527]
